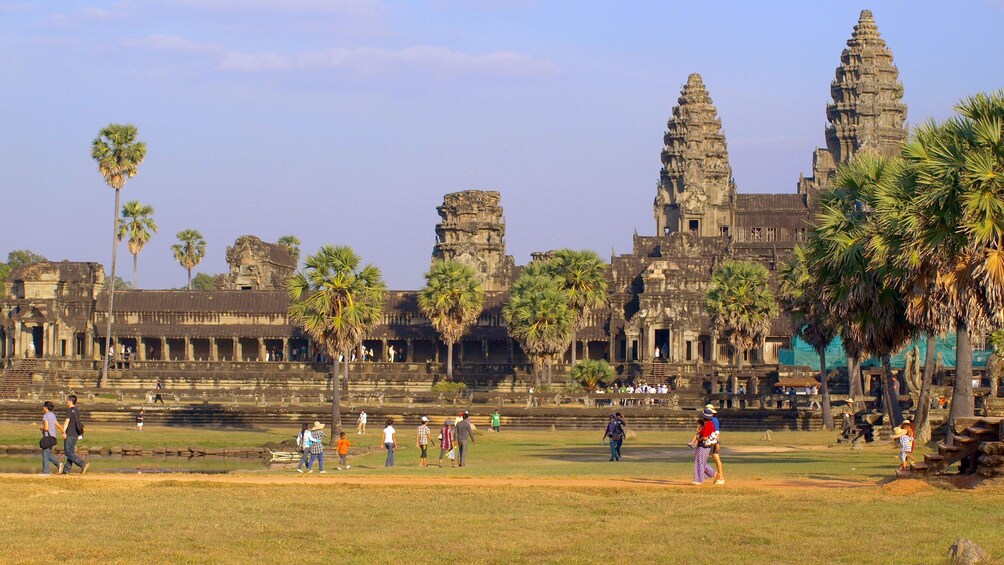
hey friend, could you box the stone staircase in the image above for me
[0,358,37,398]
[911,417,1003,476]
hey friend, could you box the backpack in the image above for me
[610,422,624,441]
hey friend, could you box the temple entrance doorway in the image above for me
[31,327,43,358]
[654,329,669,361]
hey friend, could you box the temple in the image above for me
[0,11,910,389]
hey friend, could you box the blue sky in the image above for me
[1,1,1002,289]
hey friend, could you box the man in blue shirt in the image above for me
[704,404,724,485]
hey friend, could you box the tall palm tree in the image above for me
[117,200,158,288]
[503,271,575,387]
[704,260,777,371]
[418,259,485,380]
[277,235,301,263]
[288,244,386,438]
[811,153,913,424]
[541,250,609,365]
[91,124,147,388]
[900,90,1004,429]
[172,230,206,289]
[779,245,838,430]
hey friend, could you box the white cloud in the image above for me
[122,34,221,54]
[219,45,559,76]
[162,0,381,16]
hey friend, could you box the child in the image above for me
[891,427,913,470]
[136,409,144,432]
[337,431,351,470]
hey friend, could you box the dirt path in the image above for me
[0,472,873,490]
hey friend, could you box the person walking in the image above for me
[136,409,144,432]
[154,379,164,404]
[688,412,717,485]
[439,419,456,467]
[383,419,397,467]
[306,421,326,473]
[455,411,476,467]
[416,416,435,468]
[704,404,725,485]
[357,410,367,435]
[490,410,502,433]
[40,401,61,476]
[601,415,625,461]
[336,432,351,470]
[60,394,89,475]
[295,423,311,473]
[614,413,627,459]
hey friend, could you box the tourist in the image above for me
[136,409,144,432]
[295,423,311,473]
[704,404,725,484]
[687,413,717,485]
[387,345,396,362]
[59,394,89,475]
[154,379,164,404]
[900,420,916,467]
[614,413,627,459]
[891,426,913,471]
[383,419,397,467]
[306,421,326,473]
[455,411,476,467]
[439,419,456,467]
[490,409,502,433]
[357,410,367,435]
[40,401,61,476]
[337,431,351,470]
[601,415,624,462]
[416,416,435,467]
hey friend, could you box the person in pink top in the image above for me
[438,419,456,467]
[687,412,718,485]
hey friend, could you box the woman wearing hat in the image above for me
[306,421,326,473]
[704,404,725,485]
[687,411,718,485]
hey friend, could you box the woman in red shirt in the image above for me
[688,414,718,485]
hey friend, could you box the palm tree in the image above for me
[117,200,158,288]
[288,244,386,438]
[704,260,777,371]
[900,90,1004,429]
[570,359,616,392]
[811,153,913,425]
[172,230,206,289]
[779,245,838,430]
[418,259,485,380]
[503,272,575,387]
[277,235,301,263]
[540,250,609,365]
[91,124,147,388]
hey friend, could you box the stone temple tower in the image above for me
[800,9,907,195]
[432,190,515,291]
[654,73,737,238]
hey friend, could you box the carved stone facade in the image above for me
[217,235,297,291]
[799,9,907,197]
[432,190,515,292]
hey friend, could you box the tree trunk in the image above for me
[446,340,454,381]
[570,336,577,367]
[187,268,193,290]
[915,331,937,443]
[132,252,138,289]
[330,355,341,444]
[819,347,833,430]
[341,350,349,393]
[532,357,541,388]
[881,354,903,425]
[736,346,744,371]
[949,317,975,431]
[100,187,122,389]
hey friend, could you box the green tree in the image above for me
[503,271,575,387]
[0,250,47,287]
[103,276,133,291]
[172,230,206,290]
[539,250,609,366]
[92,123,147,388]
[779,245,838,430]
[418,259,485,380]
[117,200,158,288]
[570,359,616,392]
[704,260,777,371]
[288,244,386,438]
[899,90,1004,429]
[190,272,217,290]
[277,235,301,263]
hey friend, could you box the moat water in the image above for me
[0,454,274,474]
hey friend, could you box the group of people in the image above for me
[37,395,89,476]
[600,383,673,395]
[891,419,916,470]
[688,404,725,485]
[383,411,478,468]
[295,421,352,473]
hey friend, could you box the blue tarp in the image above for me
[777,334,991,370]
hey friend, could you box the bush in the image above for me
[570,359,616,392]
[431,381,467,393]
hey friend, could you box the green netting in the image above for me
[777,334,992,369]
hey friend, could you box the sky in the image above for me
[1,1,1002,290]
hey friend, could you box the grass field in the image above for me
[1,422,1001,563]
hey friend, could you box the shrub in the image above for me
[570,359,615,392]
[431,381,468,393]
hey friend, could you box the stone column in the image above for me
[161,337,169,361]
[235,338,243,361]
[282,338,289,362]
[507,339,514,363]
[138,337,146,361]
[583,340,590,361]
[257,338,265,361]
[406,339,414,363]
[381,338,388,362]
[482,338,489,362]
[434,341,440,364]
[608,332,617,363]
[183,337,192,361]
[209,338,218,361]
[710,333,719,364]
[645,326,655,362]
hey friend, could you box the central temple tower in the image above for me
[653,73,737,238]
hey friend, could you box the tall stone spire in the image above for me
[825,9,907,163]
[654,73,736,238]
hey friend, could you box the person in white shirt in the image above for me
[357,410,367,435]
[383,419,397,467]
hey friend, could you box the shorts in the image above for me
[712,443,720,455]
[420,444,428,458]
[137,423,143,428]
[899,451,908,462]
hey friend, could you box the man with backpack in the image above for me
[60,394,89,475]
[602,414,625,461]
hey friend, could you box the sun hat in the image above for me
[310,421,325,431]
[890,427,906,439]
[704,404,718,414]
[421,416,429,422]
[701,409,714,419]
